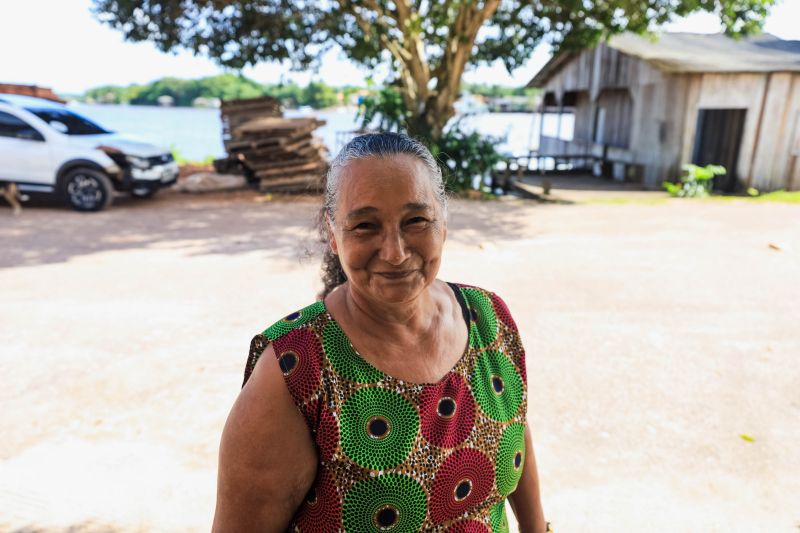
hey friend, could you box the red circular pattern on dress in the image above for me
[446,520,492,533]
[294,466,341,532]
[430,448,494,524]
[272,327,322,403]
[317,401,339,461]
[491,293,517,330]
[420,373,475,448]
[300,399,339,462]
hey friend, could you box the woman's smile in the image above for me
[374,269,417,280]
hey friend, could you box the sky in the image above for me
[1,0,799,95]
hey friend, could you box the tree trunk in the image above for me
[406,0,500,142]
[342,0,499,143]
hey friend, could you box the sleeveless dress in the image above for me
[243,283,528,533]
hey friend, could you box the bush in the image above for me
[356,86,411,133]
[431,123,503,193]
[663,164,727,198]
[358,88,503,193]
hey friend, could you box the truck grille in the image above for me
[147,153,174,166]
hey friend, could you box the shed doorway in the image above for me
[691,108,747,192]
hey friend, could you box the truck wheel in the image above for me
[64,167,114,212]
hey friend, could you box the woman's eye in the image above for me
[407,217,427,225]
[353,222,375,230]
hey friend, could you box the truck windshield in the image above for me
[25,108,112,135]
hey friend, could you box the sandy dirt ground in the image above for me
[1,184,798,532]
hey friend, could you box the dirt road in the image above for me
[1,188,798,532]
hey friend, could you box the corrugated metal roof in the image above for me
[528,32,800,87]
[609,32,800,72]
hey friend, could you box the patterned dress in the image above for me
[243,283,528,533]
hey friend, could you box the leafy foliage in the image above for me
[82,74,347,108]
[91,0,775,140]
[356,86,411,134]
[357,88,502,192]
[433,124,504,193]
[663,164,727,198]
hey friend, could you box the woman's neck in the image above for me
[335,281,442,338]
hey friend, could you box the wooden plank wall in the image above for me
[539,41,800,190]
[683,72,800,191]
[596,89,633,148]
[540,42,685,187]
[747,73,800,191]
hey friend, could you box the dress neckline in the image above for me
[320,282,473,387]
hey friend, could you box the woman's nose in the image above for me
[378,228,410,265]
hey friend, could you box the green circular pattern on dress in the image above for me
[343,473,427,533]
[263,301,325,340]
[323,321,385,383]
[489,500,509,533]
[496,423,526,496]
[461,288,498,349]
[340,387,419,470]
[471,351,523,422]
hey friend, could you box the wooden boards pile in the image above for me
[220,96,282,139]
[219,96,327,193]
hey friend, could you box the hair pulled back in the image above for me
[317,132,447,299]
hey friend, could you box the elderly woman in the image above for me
[213,132,548,532]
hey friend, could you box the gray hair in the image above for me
[323,132,447,224]
[317,132,447,298]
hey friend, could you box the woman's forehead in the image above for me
[335,154,438,210]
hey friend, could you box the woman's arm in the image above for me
[213,344,318,532]
[508,425,548,533]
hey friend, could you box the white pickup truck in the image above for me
[0,93,179,211]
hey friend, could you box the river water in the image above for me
[70,102,572,162]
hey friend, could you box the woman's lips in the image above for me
[375,270,415,279]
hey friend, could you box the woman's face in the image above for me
[328,154,447,305]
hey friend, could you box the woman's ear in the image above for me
[326,214,339,255]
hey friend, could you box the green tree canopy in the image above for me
[82,75,349,108]
[93,0,775,139]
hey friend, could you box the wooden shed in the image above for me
[527,32,800,192]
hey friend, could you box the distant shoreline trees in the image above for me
[81,74,360,109]
[80,74,539,111]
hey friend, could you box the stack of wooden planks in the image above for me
[0,83,65,103]
[219,97,327,193]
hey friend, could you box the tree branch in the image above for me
[393,0,430,106]
[428,0,501,136]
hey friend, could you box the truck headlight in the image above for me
[126,155,150,169]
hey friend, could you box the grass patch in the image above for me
[452,189,500,201]
[750,190,800,204]
[584,190,800,205]
[701,190,800,204]
[171,146,216,166]
[581,197,669,205]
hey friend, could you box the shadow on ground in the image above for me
[0,190,325,269]
[0,189,544,269]
[520,174,650,191]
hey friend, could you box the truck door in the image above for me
[0,110,54,188]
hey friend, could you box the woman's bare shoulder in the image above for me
[213,343,317,532]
